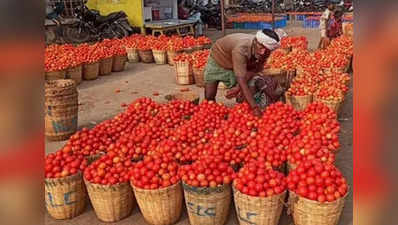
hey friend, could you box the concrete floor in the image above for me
[45,24,353,225]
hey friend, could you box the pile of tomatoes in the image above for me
[287,159,348,202]
[235,161,287,197]
[131,154,180,189]
[281,36,308,50]
[179,155,235,188]
[173,53,194,64]
[195,36,211,46]
[192,50,210,69]
[45,146,88,179]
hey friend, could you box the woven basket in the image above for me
[66,65,82,85]
[194,45,204,51]
[313,97,342,113]
[152,50,167,65]
[175,61,194,85]
[184,47,194,54]
[112,55,127,72]
[126,47,140,63]
[233,186,286,225]
[165,92,200,105]
[193,67,205,87]
[45,79,78,141]
[45,70,67,80]
[285,93,313,111]
[45,173,86,220]
[167,50,183,66]
[183,183,231,225]
[99,57,113,75]
[132,182,183,225]
[288,191,347,225]
[85,181,134,222]
[83,62,99,80]
[138,50,154,63]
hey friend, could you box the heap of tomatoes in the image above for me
[45,146,88,179]
[195,36,211,46]
[192,50,210,69]
[173,53,194,64]
[287,159,348,202]
[84,151,133,185]
[281,36,308,50]
[235,161,287,197]
[179,155,235,188]
[131,154,180,189]
[314,86,344,102]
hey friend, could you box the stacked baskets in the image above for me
[45,79,78,141]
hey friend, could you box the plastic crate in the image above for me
[258,22,273,30]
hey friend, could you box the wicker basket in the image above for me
[167,50,183,66]
[152,50,167,65]
[83,62,99,80]
[86,152,104,165]
[45,173,86,220]
[233,186,286,225]
[183,183,231,225]
[175,61,194,85]
[138,50,154,63]
[85,181,134,222]
[112,55,127,72]
[45,79,78,141]
[132,182,183,225]
[126,47,140,63]
[313,97,343,113]
[45,70,67,80]
[99,57,113,75]
[165,92,200,105]
[288,191,347,225]
[66,65,82,85]
[194,45,204,51]
[184,47,194,54]
[285,93,313,111]
[193,67,205,87]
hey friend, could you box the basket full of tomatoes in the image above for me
[83,151,135,222]
[130,154,183,225]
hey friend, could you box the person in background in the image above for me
[204,29,286,117]
[319,1,336,49]
[327,8,344,40]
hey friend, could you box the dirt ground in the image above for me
[45,23,353,225]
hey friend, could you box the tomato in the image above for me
[45,147,88,179]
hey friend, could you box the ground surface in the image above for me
[45,23,353,225]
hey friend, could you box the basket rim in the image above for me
[84,179,130,189]
[131,180,181,192]
[233,184,287,201]
[182,181,231,194]
[288,189,350,205]
[44,171,82,183]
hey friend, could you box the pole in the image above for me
[221,0,226,36]
[272,0,275,30]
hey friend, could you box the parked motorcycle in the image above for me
[63,5,133,43]
[190,2,222,30]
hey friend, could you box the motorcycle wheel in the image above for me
[64,26,91,44]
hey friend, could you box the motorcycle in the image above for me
[63,5,133,43]
[189,2,222,30]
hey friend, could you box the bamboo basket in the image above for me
[193,67,205,87]
[45,70,67,80]
[45,79,78,141]
[45,173,86,220]
[152,50,168,65]
[183,183,231,225]
[313,97,343,113]
[132,182,183,225]
[288,191,348,225]
[167,50,183,66]
[86,152,104,165]
[194,45,204,51]
[233,186,286,225]
[285,93,313,111]
[112,55,127,72]
[138,50,154,63]
[165,92,200,105]
[175,61,194,85]
[99,57,113,75]
[85,181,134,222]
[66,65,82,85]
[83,62,99,80]
[184,47,194,54]
[126,47,140,63]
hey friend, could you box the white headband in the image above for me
[256,30,281,51]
